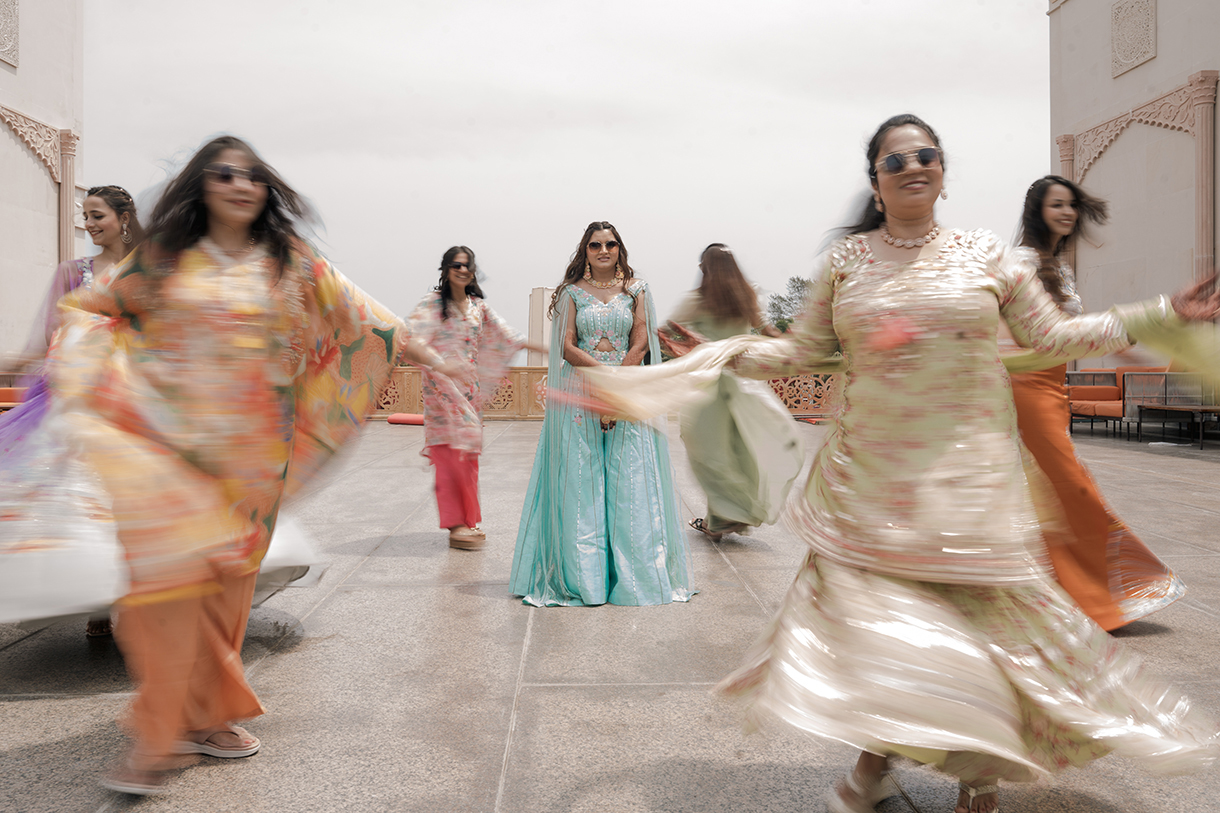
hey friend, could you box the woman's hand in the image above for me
[434,359,475,384]
[1171,273,1220,322]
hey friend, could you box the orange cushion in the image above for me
[1070,401,1098,416]
[1094,403,1124,418]
[0,387,25,401]
[387,413,424,425]
[1066,385,1119,401]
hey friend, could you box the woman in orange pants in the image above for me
[18,136,465,795]
[1011,176,1183,630]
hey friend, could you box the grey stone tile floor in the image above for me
[2,419,1219,813]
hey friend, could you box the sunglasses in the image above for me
[587,240,620,251]
[446,261,471,270]
[875,147,942,175]
[203,163,269,186]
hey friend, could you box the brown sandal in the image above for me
[449,528,485,550]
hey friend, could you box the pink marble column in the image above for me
[1189,71,1218,281]
[1055,134,1077,271]
[57,129,79,263]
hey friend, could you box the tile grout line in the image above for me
[494,605,534,813]
[242,498,427,682]
[711,538,769,615]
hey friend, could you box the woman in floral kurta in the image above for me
[408,246,527,549]
[582,117,1220,813]
[20,136,452,796]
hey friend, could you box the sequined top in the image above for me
[1051,255,1083,315]
[736,229,1141,586]
[572,284,641,365]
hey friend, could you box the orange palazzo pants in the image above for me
[113,570,265,763]
[1010,364,1183,630]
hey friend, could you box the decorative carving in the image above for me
[372,367,843,419]
[486,378,515,412]
[1129,86,1193,133]
[1111,0,1156,78]
[1055,134,1075,164]
[0,0,17,68]
[1189,70,1219,107]
[59,129,79,157]
[0,104,61,182]
[1075,79,1197,181]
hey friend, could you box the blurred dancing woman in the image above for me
[1010,176,1184,630]
[583,116,1220,812]
[0,185,142,636]
[408,246,540,550]
[5,136,459,795]
[667,244,801,540]
[509,221,694,606]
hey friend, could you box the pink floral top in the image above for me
[408,292,524,456]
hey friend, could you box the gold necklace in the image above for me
[880,222,940,248]
[584,265,624,289]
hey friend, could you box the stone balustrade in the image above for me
[374,366,840,420]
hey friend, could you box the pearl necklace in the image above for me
[880,222,940,249]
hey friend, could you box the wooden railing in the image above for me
[374,367,840,420]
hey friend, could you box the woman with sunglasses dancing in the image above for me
[408,246,542,550]
[0,185,143,637]
[509,221,694,606]
[581,115,1220,812]
[0,135,461,795]
[1008,176,1184,631]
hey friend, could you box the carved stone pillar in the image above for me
[1055,134,1077,270]
[1189,71,1218,280]
[58,129,79,263]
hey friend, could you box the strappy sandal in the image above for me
[825,769,897,812]
[173,725,261,758]
[85,618,112,637]
[688,517,725,540]
[956,781,999,813]
[101,762,168,796]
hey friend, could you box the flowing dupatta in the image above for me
[509,282,693,606]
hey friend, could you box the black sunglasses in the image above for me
[587,240,620,251]
[204,162,269,186]
[446,261,471,270]
[875,147,942,176]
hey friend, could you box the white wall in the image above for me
[0,0,83,357]
[1049,0,1219,326]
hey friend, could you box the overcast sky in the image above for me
[83,0,1052,341]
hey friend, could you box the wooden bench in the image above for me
[1136,404,1219,449]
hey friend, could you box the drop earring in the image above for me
[874,197,884,213]
[939,188,949,201]
[121,223,132,244]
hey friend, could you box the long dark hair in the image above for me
[1018,175,1109,303]
[698,243,758,324]
[841,113,947,235]
[85,185,145,246]
[143,135,315,278]
[547,221,636,317]
[434,245,485,320]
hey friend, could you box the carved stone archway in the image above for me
[1054,70,1219,280]
[0,104,80,262]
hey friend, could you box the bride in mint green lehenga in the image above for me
[509,221,694,607]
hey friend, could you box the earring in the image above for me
[940,188,949,201]
[874,198,884,213]
[585,261,592,275]
[615,262,622,273]
[121,223,132,244]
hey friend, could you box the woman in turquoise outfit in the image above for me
[509,221,694,607]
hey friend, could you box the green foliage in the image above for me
[767,276,810,333]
